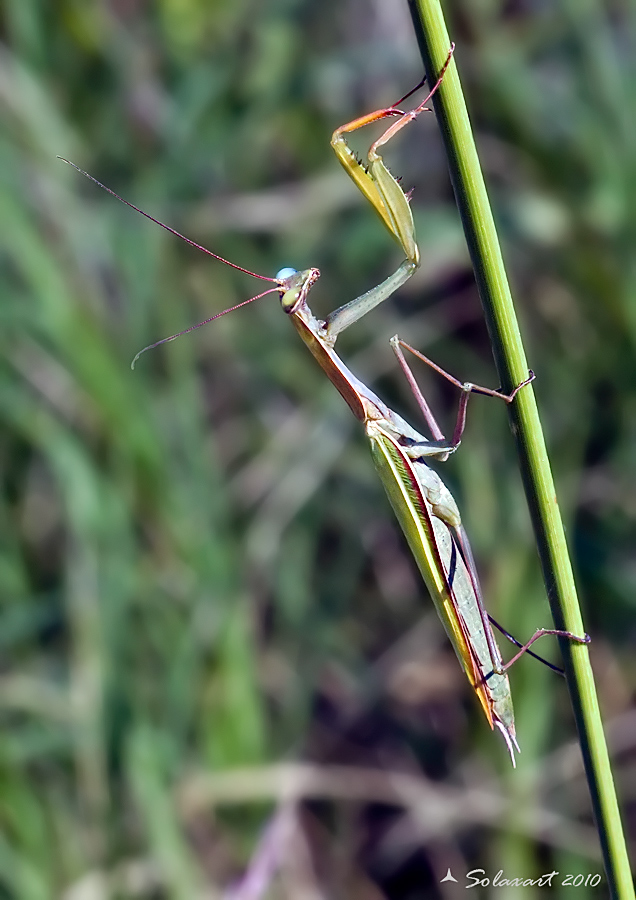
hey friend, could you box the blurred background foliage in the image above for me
[0,0,633,896]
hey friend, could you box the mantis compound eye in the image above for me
[275,267,298,281]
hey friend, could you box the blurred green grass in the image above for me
[0,0,633,896]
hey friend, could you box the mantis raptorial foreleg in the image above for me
[322,45,455,343]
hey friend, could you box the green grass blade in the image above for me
[407,2,634,896]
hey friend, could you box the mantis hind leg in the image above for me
[479,625,590,685]
[494,626,590,675]
[487,615,589,676]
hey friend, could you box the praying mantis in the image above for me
[60,45,589,765]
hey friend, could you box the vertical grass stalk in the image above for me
[407,2,633,896]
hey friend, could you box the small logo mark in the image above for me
[440,869,458,883]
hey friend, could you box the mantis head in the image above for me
[277,267,320,316]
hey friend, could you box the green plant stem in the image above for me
[407,2,633,896]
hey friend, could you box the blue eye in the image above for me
[276,267,297,281]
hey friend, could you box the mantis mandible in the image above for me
[59,46,589,764]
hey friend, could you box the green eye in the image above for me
[280,286,300,313]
